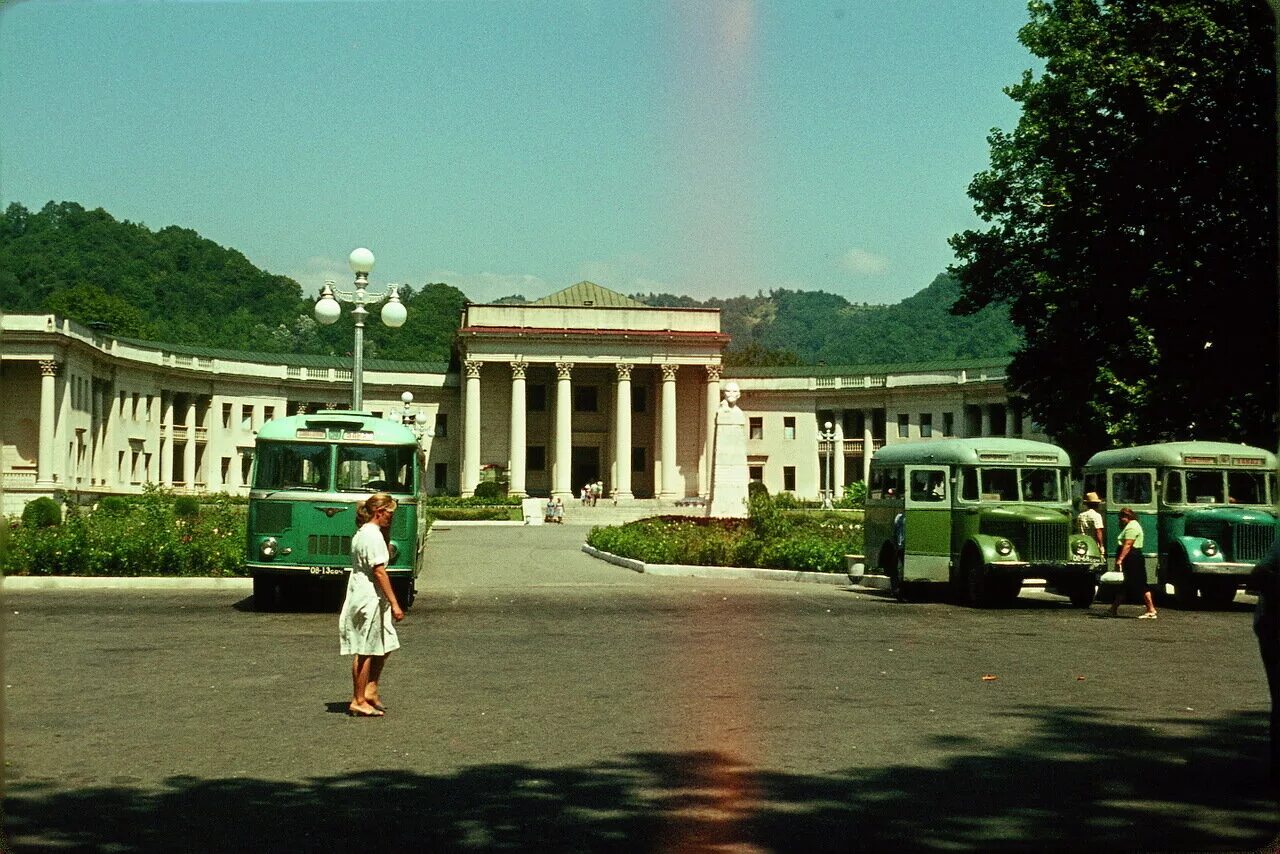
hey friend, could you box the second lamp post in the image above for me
[313,247,407,411]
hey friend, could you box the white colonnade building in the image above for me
[0,283,1040,513]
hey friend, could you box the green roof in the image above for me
[873,438,1071,467]
[1084,441,1278,470]
[256,411,418,443]
[112,334,450,373]
[728,357,1010,378]
[531,281,648,309]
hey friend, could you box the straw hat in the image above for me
[1083,492,1102,505]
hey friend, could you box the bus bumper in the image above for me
[1190,561,1253,575]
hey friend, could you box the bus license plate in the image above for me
[309,566,348,576]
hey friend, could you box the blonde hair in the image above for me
[355,492,398,527]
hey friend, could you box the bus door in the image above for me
[904,465,951,582]
[1105,468,1158,580]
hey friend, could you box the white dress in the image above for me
[338,522,400,656]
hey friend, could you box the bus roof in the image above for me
[1084,441,1277,470]
[256,411,419,444]
[871,437,1071,467]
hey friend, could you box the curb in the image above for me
[580,544,854,586]
[4,576,253,591]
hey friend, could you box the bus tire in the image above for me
[963,551,994,608]
[1172,575,1200,609]
[253,574,281,612]
[1199,579,1237,609]
[392,577,415,610]
[1066,579,1096,609]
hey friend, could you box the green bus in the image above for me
[1082,442,1278,608]
[865,438,1103,607]
[246,411,425,610]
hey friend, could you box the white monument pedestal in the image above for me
[707,391,749,519]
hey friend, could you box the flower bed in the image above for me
[586,505,863,574]
[4,488,247,577]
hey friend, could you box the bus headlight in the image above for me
[259,537,278,559]
[996,539,1014,556]
[1201,540,1219,557]
[1072,540,1090,557]
[388,542,400,563]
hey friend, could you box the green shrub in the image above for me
[838,481,868,507]
[748,491,787,540]
[747,481,769,500]
[424,494,523,508]
[2,489,247,577]
[428,507,518,521]
[21,497,61,528]
[97,496,131,516]
[173,496,201,519]
[473,480,505,500]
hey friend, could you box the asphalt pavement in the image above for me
[3,524,1278,852]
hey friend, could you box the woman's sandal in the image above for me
[348,704,385,717]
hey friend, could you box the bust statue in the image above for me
[720,381,741,411]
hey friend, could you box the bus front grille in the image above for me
[1026,521,1067,562]
[253,501,293,534]
[308,534,352,559]
[1234,524,1275,563]
[980,520,1066,562]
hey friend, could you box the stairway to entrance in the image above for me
[549,497,709,527]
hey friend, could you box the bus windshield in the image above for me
[336,444,417,494]
[979,467,1062,502]
[254,442,331,491]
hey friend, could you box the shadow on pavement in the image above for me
[6,707,1279,851]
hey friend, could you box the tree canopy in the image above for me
[949,0,1277,462]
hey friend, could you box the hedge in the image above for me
[586,500,862,574]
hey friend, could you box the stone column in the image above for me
[36,360,60,486]
[90,382,103,485]
[832,412,846,496]
[862,409,874,484]
[980,405,992,438]
[703,365,721,498]
[508,361,528,498]
[552,362,574,499]
[613,363,634,500]
[183,397,197,488]
[461,359,483,497]
[1005,403,1017,437]
[659,364,679,498]
[161,393,175,487]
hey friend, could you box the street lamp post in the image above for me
[821,420,835,510]
[393,391,431,444]
[313,248,407,411]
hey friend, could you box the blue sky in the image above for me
[0,1,1035,305]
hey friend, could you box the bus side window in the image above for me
[869,468,885,500]
[1164,471,1183,503]
[960,468,978,501]
[884,468,902,499]
[910,469,946,501]
[1112,472,1152,505]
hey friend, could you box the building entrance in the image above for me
[571,446,600,495]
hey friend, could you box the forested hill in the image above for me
[0,202,466,362]
[632,275,1021,365]
[0,201,1018,366]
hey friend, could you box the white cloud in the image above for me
[841,248,890,277]
[422,270,552,303]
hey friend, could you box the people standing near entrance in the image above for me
[1077,491,1105,551]
[580,485,589,506]
[591,480,602,506]
[1109,506,1157,619]
[339,492,405,716]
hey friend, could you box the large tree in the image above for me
[949,0,1277,463]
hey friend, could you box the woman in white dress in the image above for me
[339,493,405,717]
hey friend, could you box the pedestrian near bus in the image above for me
[338,492,405,717]
[1109,506,1158,619]
[1077,491,1105,551]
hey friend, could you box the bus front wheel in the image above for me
[253,574,283,612]
[392,578,416,610]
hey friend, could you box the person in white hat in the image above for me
[1077,491,1105,551]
